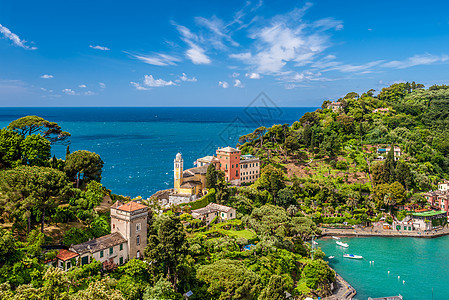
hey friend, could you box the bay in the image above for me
[0,107,314,197]
[319,236,449,299]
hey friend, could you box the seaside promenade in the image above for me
[323,271,357,300]
[321,225,449,238]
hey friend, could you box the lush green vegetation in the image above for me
[2,82,448,299]
[238,83,449,225]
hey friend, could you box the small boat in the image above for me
[332,236,340,240]
[328,256,335,259]
[336,241,349,248]
[344,254,363,259]
[312,241,318,245]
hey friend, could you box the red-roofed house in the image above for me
[56,249,79,271]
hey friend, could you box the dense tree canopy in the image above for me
[7,116,70,145]
[64,150,104,188]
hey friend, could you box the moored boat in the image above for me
[312,241,318,245]
[344,254,363,259]
[328,256,335,259]
[336,241,349,247]
[332,236,340,240]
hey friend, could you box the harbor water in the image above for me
[319,236,449,299]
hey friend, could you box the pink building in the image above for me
[216,146,241,182]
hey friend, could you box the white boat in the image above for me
[336,241,349,248]
[312,241,318,245]
[332,236,340,240]
[343,254,363,259]
[328,256,335,259]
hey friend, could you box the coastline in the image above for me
[324,268,357,300]
[320,226,449,239]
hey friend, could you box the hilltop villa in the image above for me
[376,146,401,161]
[56,201,148,271]
[191,203,236,225]
[326,101,343,112]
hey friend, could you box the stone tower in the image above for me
[174,152,183,193]
[110,201,148,261]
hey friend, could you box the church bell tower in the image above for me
[174,153,183,193]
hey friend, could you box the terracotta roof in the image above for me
[111,200,123,209]
[71,232,127,255]
[57,249,79,261]
[116,201,148,212]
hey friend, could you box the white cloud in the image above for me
[127,52,181,66]
[234,79,244,88]
[180,73,197,82]
[320,60,385,73]
[79,84,87,88]
[144,75,175,87]
[229,4,339,74]
[173,23,212,65]
[186,44,211,64]
[218,81,229,88]
[195,16,239,49]
[84,91,95,96]
[89,45,110,51]
[99,82,106,89]
[232,72,240,78]
[382,54,449,69]
[131,75,176,90]
[62,88,76,95]
[130,82,150,90]
[40,74,54,79]
[0,24,37,50]
[245,72,261,79]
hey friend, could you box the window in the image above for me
[67,262,71,270]
[137,235,141,246]
[120,243,123,251]
[109,247,113,255]
[230,213,233,217]
[59,261,64,269]
[119,257,124,265]
[136,223,141,232]
[81,256,89,266]
[113,224,115,229]
[136,250,141,259]
[100,250,104,258]
[232,164,234,168]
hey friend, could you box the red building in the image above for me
[216,147,241,182]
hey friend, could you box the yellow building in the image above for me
[174,153,207,197]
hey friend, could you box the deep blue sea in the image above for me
[0,107,314,198]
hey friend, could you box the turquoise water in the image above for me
[319,236,449,299]
[0,107,314,197]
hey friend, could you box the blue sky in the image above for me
[1,0,449,107]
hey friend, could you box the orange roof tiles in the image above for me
[116,201,147,212]
[57,249,79,261]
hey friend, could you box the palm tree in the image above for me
[383,193,396,212]
[346,191,360,213]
